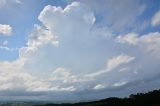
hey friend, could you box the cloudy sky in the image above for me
[0,0,160,101]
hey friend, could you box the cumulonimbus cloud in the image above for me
[0,1,160,101]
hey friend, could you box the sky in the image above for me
[0,0,160,102]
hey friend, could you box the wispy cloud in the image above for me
[152,10,160,26]
[0,24,12,36]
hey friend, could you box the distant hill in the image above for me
[34,89,160,106]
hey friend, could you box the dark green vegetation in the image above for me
[0,89,160,106]
[35,89,160,106]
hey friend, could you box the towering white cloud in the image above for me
[68,0,146,32]
[38,1,95,39]
[0,1,160,101]
[27,25,59,49]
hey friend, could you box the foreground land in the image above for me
[0,89,160,106]
[35,89,160,106]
